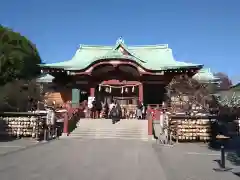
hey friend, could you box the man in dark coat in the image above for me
[110,101,121,124]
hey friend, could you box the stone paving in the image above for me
[0,138,239,180]
[0,139,167,180]
[0,138,41,156]
[153,143,240,180]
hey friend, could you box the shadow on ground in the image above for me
[207,115,240,167]
[0,136,16,142]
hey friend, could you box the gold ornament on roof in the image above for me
[116,37,124,44]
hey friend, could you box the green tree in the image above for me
[0,25,42,84]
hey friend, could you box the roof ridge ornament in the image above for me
[116,37,124,44]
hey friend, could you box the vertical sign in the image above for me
[72,88,80,107]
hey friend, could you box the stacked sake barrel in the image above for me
[170,115,212,142]
[0,113,45,139]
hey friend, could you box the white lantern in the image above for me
[121,87,124,94]
[132,86,135,92]
[105,87,109,93]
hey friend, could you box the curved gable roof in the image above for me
[41,38,202,71]
[192,68,219,82]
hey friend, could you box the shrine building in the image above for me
[39,38,217,107]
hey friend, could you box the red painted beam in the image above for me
[101,80,140,85]
[138,83,143,102]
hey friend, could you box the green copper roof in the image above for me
[192,68,219,82]
[40,38,202,71]
[230,83,240,91]
[36,73,54,83]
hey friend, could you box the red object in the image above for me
[148,115,153,135]
[90,87,95,96]
[147,106,153,135]
[155,110,161,120]
[63,112,69,135]
[62,102,80,135]
[138,83,143,102]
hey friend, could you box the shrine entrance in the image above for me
[89,63,143,119]
[95,82,140,107]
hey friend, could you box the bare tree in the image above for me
[214,72,232,90]
[166,75,215,113]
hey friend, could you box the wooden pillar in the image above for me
[148,117,153,135]
[147,107,153,135]
[138,83,143,102]
[72,88,80,108]
[90,87,95,97]
[62,112,69,135]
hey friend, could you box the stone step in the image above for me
[71,132,146,136]
[72,128,146,131]
[63,135,149,141]
[69,133,148,140]
[71,132,147,135]
[65,133,148,140]
[66,119,149,141]
[70,133,147,137]
[70,130,148,138]
[71,129,147,134]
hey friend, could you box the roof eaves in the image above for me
[39,64,66,69]
[128,44,169,49]
[80,44,112,50]
[161,64,203,70]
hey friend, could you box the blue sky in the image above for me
[0,0,239,82]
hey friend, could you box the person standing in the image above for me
[137,101,143,119]
[95,99,102,119]
[108,100,115,118]
[142,104,146,119]
[159,108,169,144]
[110,104,117,124]
[109,100,121,124]
[91,100,96,119]
[115,101,122,122]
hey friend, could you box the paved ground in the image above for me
[153,143,240,180]
[0,139,40,156]
[0,139,239,180]
[0,139,167,180]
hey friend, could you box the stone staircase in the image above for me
[65,119,150,141]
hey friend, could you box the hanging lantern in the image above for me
[132,86,135,92]
[125,87,128,93]
[109,87,112,93]
[105,87,109,93]
[98,85,101,91]
[121,87,124,94]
